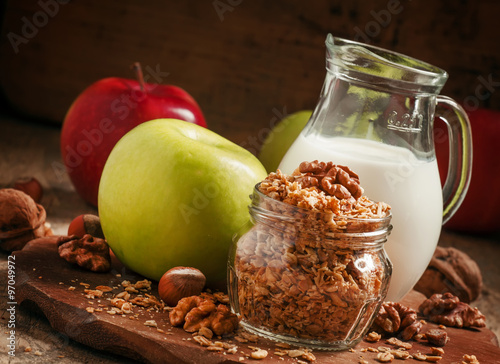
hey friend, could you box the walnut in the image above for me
[297,160,364,200]
[210,304,239,336]
[371,302,422,340]
[418,293,486,328]
[424,329,448,347]
[0,188,48,251]
[57,234,111,272]
[170,296,203,326]
[414,247,482,303]
[183,299,217,332]
[169,295,239,336]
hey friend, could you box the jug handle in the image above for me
[435,96,473,224]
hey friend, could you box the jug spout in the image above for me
[325,34,448,94]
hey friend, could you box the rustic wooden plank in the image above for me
[11,237,500,364]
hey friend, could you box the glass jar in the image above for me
[228,184,393,350]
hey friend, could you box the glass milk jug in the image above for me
[279,34,472,302]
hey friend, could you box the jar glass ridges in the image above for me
[228,185,393,351]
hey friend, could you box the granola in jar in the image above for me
[228,161,392,350]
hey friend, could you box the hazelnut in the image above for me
[68,214,105,239]
[158,267,206,306]
[13,177,43,203]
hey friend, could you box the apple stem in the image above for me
[133,62,146,92]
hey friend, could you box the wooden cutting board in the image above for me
[12,237,500,364]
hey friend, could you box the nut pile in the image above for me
[233,162,392,344]
[363,294,486,362]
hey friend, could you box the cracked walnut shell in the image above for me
[57,234,112,272]
[0,188,48,251]
[414,246,482,303]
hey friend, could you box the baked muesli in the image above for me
[229,161,392,349]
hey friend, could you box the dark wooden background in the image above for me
[1,0,499,147]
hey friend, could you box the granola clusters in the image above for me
[231,161,392,345]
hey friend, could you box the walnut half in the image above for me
[418,292,486,328]
[297,161,364,200]
[371,302,422,341]
[169,295,239,336]
[57,234,111,272]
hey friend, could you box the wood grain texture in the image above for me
[1,0,499,147]
[11,237,500,364]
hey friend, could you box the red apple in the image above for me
[434,107,500,233]
[60,63,207,206]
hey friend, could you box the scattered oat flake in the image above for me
[462,354,480,364]
[391,349,411,359]
[431,347,445,356]
[250,349,268,360]
[24,347,32,352]
[96,285,113,292]
[288,349,305,358]
[68,286,76,291]
[198,326,213,339]
[425,355,442,363]
[301,351,316,362]
[413,352,427,361]
[366,331,382,342]
[34,351,43,356]
[144,320,157,327]
[377,351,394,362]
[207,346,224,352]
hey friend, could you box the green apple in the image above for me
[98,119,267,287]
[258,110,312,173]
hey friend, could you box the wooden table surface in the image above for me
[1,114,499,363]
